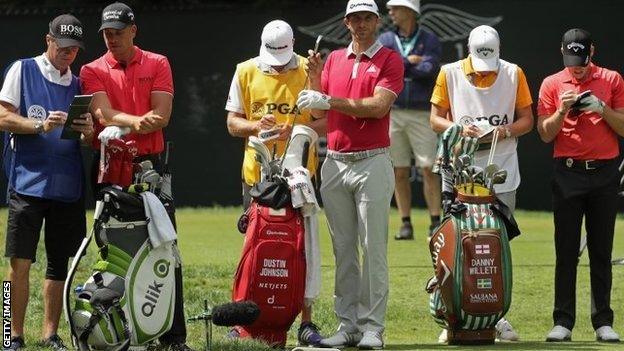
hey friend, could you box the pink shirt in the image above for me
[80,46,174,155]
[321,42,404,152]
[537,63,624,160]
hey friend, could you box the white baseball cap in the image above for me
[386,0,420,14]
[468,25,500,72]
[345,0,380,17]
[259,20,294,66]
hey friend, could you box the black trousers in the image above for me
[91,154,187,344]
[551,158,619,330]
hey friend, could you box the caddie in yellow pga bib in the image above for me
[225,20,325,209]
[223,19,326,346]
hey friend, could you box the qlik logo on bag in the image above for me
[153,259,170,278]
[475,244,490,255]
[477,278,492,289]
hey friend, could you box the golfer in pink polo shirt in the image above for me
[297,0,403,348]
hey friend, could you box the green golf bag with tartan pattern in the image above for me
[427,191,513,344]
[66,187,177,350]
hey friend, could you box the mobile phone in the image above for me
[570,90,592,109]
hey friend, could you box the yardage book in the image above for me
[61,94,92,140]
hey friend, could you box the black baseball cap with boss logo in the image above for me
[49,14,84,49]
[99,2,135,31]
[562,28,592,67]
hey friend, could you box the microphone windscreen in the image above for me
[212,301,260,326]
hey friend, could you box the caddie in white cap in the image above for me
[224,19,326,346]
[429,23,534,343]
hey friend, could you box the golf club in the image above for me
[279,35,323,169]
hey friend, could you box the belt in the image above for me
[326,147,389,162]
[555,157,616,171]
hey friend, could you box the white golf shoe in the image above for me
[545,325,572,342]
[495,318,519,341]
[596,326,620,342]
[320,331,362,348]
[357,331,384,350]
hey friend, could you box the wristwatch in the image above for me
[33,119,44,134]
[504,127,512,139]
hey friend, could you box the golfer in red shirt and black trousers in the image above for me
[537,28,623,343]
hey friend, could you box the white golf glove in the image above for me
[98,126,130,145]
[579,94,605,114]
[297,90,331,110]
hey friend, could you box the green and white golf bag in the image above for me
[64,187,178,350]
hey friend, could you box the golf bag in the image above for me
[231,125,318,347]
[232,200,306,347]
[427,189,513,345]
[64,187,177,350]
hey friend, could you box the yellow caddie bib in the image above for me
[237,55,318,185]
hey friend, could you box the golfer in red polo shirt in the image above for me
[79,3,192,350]
[297,0,403,348]
[537,28,624,343]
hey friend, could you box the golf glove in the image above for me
[297,90,331,110]
[579,94,605,114]
[98,126,130,145]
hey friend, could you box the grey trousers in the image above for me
[320,153,394,333]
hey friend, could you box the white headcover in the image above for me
[282,125,319,172]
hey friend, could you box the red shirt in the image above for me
[80,46,174,155]
[537,63,624,160]
[321,42,404,152]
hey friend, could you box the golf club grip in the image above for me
[163,141,172,173]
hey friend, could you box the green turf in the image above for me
[1,207,623,350]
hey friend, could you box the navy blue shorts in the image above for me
[4,190,86,263]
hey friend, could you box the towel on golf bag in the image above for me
[232,202,306,347]
[70,187,177,349]
[285,166,321,305]
[286,167,320,216]
[427,194,512,335]
[140,191,177,248]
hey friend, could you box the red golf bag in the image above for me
[232,201,306,347]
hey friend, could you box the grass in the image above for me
[1,207,624,351]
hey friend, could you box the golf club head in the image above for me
[457,154,471,169]
[462,170,471,185]
[484,163,500,178]
[248,136,272,165]
[491,169,508,185]
[268,159,283,179]
[138,160,153,171]
[467,166,485,185]
[140,170,161,192]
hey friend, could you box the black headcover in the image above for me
[249,179,291,209]
[212,301,260,326]
[99,186,146,222]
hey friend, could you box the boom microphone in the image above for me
[212,301,260,326]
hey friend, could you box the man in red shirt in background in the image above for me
[297,0,403,349]
[80,2,192,350]
[537,28,623,343]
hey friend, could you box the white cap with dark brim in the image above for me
[468,25,500,72]
[258,20,294,66]
[345,0,380,17]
